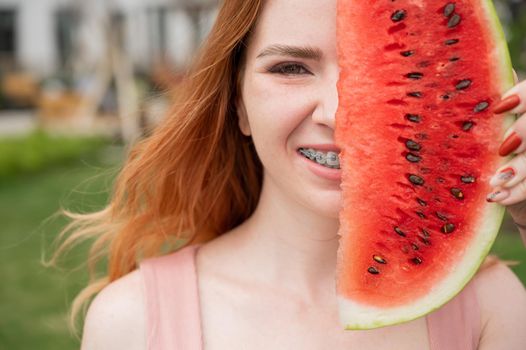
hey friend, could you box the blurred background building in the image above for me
[0,0,217,76]
[0,0,218,141]
[0,0,524,142]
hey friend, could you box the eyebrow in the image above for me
[256,44,323,61]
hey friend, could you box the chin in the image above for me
[305,191,342,219]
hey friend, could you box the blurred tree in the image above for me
[69,0,141,145]
[496,0,526,71]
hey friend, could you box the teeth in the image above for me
[306,148,317,160]
[326,152,340,167]
[315,151,326,165]
[299,148,340,169]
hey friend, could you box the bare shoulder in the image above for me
[472,261,526,350]
[81,270,146,350]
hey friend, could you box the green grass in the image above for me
[0,145,525,349]
[0,130,107,179]
[0,145,122,350]
[490,217,526,281]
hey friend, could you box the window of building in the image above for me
[55,8,80,70]
[0,9,16,58]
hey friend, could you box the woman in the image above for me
[72,0,526,348]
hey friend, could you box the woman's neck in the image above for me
[229,175,341,303]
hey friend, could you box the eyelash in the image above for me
[267,62,312,76]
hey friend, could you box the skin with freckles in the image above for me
[79,1,526,349]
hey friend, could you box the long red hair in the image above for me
[55,0,264,327]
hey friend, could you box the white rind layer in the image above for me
[338,0,515,330]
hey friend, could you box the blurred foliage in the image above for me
[0,131,107,179]
[0,148,121,349]
[497,0,526,71]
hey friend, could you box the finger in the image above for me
[492,181,526,206]
[494,79,526,115]
[498,112,526,156]
[489,152,526,188]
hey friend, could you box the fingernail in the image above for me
[499,132,522,157]
[490,167,516,187]
[486,190,509,202]
[493,94,521,114]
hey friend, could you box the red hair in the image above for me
[54,0,264,328]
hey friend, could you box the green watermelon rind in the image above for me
[338,0,516,330]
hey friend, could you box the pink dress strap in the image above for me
[140,244,203,350]
[140,244,481,350]
[425,280,481,350]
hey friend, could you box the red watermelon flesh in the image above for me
[335,0,515,329]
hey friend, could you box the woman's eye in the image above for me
[268,63,311,76]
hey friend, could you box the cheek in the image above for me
[243,76,315,147]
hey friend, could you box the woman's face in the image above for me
[238,0,341,218]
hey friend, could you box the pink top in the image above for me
[140,245,481,350]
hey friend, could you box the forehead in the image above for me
[248,0,336,54]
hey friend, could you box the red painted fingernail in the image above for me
[493,94,521,114]
[497,167,515,181]
[499,132,522,156]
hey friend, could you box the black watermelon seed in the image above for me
[406,153,422,163]
[406,139,422,151]
[451,134,459,139]
[421,228,430,237]
[447,13,461,28]
[373,255,387,264]
[417,198,427,207]
[449,56,460,62]
[368,266,380,275]
[451,188,464,200]
[401,50,415,57]
[407,91,423,98]
[441,223,456,234]
[409,174,425,186]
[418,235,431,246]
[444,3,456,17]
[474,101,489,113]
[405,114,422,123]
[411,257,423,265]
[461,175,476,183]
[456,79,472,90]
[462,121,474,131]
[436,212,448,221]
[418,61,431,68]
[411,243,420,251]
[391,9,407,22]
[418,229,431,245]
[441,94,451,100]
[445,39,459,45]
[416,133,428,140]
[394,226,407,237]
[420,166,431,173]
[406,72,424,80]
[416,211,426,219]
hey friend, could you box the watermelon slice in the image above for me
[335,0,515,329]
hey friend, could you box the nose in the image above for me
[311,67,339,130]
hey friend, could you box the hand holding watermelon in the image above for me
[487,77,526,244]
